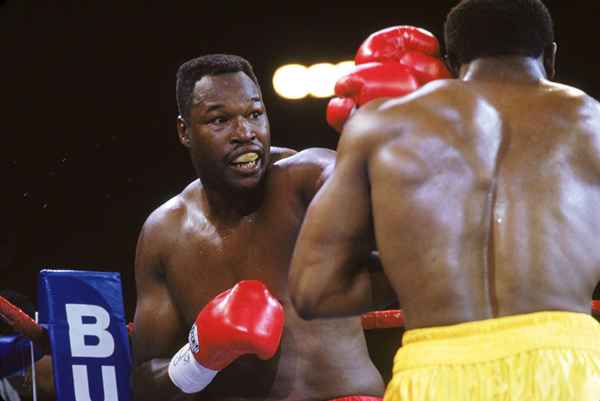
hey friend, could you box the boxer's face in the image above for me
[178,71,271,192]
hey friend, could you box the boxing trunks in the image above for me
[384,311,600,401]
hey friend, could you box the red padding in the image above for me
[0,295,50,354]
[361,309,405,330]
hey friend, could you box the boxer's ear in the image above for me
[443,53,460,78]
[177,115,191,148]
[543,42,557,80]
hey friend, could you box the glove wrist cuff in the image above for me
[168,343,218,394]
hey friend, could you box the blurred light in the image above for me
[273,61,355,99]
[272,64,309,99]
[307,63,337,98]
[335,61,356,78]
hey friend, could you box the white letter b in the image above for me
[66,304,115,358]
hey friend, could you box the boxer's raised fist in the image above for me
[327,26,451,133]
[355,25,442,65]
[191,280,284,370]
[326,97,357,135]
[355,25,451,85]
[327,62,419,133]
[168,280,284,394]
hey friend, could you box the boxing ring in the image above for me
[1,270,598,401]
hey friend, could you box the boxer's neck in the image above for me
[459,56,547,83]
[201,182,265,223]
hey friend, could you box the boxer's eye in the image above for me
[209,116,228,125]
[249,111,263,120]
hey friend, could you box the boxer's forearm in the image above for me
[304,272,391,318]
[292,252,397,319]
[132,359,195,401]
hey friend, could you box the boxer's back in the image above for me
[365,79,600,329]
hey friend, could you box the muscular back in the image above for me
[363,79,600,329]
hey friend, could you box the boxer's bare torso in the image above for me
[132,71,383,401]
[347,58,600,329]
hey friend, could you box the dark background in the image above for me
[2,1,600,320]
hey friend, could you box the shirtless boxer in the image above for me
[290,1,600,400]
[131,54,395,401]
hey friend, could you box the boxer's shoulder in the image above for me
[540,81,600,113]
[270,147,335,203]
[274,147,335,170]
[377,78,460,114]
[275,147,335,181]
[146,189,189,230]
[541,80,588,98]
[139,180,202,250]
[338,81,459,162]
[353,79,462,125]
[338,101,395,158]
[270,146,297,164]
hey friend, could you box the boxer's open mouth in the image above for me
[230,152,261,173]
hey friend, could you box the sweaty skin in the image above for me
[290,56,600,330]
[131,72,384,401]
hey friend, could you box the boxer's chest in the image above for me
[166,189,305,322]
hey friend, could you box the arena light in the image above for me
[307,63,337,98]
[273,61,355,99]
[335,61,356,78]
[272,64,309,100]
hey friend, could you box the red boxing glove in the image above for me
[326,97,356,135]
[327,62,419,133]
[327,25,451,133]
[355,25,442,65]
[192,280,284,370]
[168,280,284,394]
[355,25,451,85]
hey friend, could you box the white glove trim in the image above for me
[168,343,218,394]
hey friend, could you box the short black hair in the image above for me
[445,0,554,66]
[0,290,35,335]
[176,54,260,122]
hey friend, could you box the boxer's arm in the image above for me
[286,147,336,205]
[290,113,396,319]
[270,146,297,164]
[6,355,54,400]
[131,213,195,401]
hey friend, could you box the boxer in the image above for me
[131,49,448,401]
[290,1,600,400]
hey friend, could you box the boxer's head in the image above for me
[444,0,555,78]
[176,54,270,192]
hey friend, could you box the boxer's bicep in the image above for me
[132,220,193,400]
[304,143,372,258]
[132,221,183,366]
[290,132,373,317]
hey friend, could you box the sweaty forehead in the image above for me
[192,72,261,106]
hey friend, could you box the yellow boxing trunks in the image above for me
[384,311,600,401]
